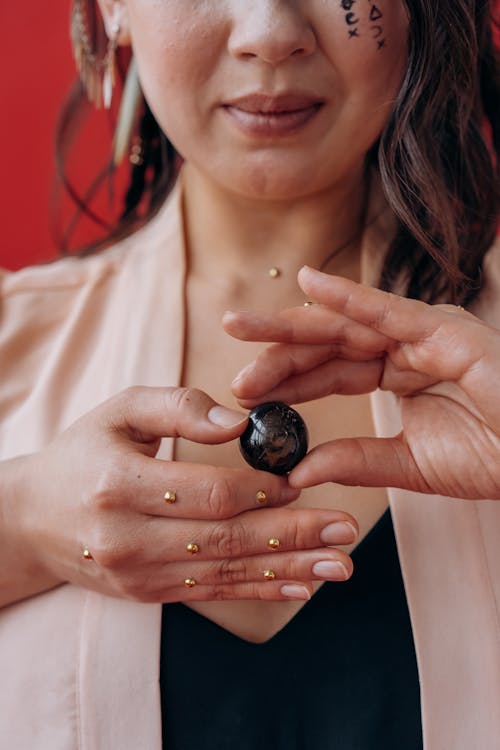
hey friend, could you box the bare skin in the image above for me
[0,388,358,611]
[92,0,410,640]
[176,220,389,639]
[226,266,500,499]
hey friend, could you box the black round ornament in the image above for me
[239,402,309,475]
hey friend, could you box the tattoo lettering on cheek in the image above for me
[340,0,386,48]
[366,2,387,49]
[340,0,361,39]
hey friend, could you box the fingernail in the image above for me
[208,406,247,428]
[299,265,315,276]
[232,362,254,385]
[312,561,349,580]
[320,522,358,546]
[281,584,311,601]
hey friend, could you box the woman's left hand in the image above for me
[224,266,500,500]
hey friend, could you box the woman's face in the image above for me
[111,1,409,200]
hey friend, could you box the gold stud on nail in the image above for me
[164,490,177,504]
[269,267,281,279]
[186,543,199,555]
[264,569,276,581]
[83,548,93,561]
[268,538,281,551]
[184,578,197,588]
[304,300,313,307]
[256,490,267,504]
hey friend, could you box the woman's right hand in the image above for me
[8,386,357,606]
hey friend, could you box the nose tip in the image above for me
[228,8,316,66]
[236,41,312,66]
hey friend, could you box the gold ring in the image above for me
[184,578,197,588]
[268,538,281,551]
[263,569,276,581]
[83,547,93,561]
[164,490,177,504]
[256,490,267,504]
[186,543,199,555]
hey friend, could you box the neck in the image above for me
[181,163,371,287]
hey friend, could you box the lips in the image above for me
[224,92,324,114]
[221,92,325,137]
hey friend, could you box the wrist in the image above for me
[0,454,63,606]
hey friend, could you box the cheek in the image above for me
[313,2,408,170]
[125,3,224,142]
[322,1,408,95]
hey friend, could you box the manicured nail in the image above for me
[281,584,311,600]
[208,406,247,428]
[232,362,254,385]
[312,561,349,580]
[320,522,358,546]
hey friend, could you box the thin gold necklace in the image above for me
[267,191,388,305]
[266,171,379,284]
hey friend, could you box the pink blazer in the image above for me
[1,185,499,749]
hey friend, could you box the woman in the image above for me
[0,1,499,748]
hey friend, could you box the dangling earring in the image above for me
[112,57,142,165]
[102,22,119,109]
[71,0,120,109]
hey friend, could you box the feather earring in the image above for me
[71,0,119,110]
[112,57,142,166]
[102,25,119,110]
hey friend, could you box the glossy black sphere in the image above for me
[239,402,309,475]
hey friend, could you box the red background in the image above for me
[1,5,76,270]
[0,3,118,271]
[1,5,498,272]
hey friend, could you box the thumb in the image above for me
[288,435,430,493]
[102,386,248,445]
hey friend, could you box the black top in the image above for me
[160,508,423,750]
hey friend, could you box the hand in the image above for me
[14,386,357,605]
[224,266,500,500]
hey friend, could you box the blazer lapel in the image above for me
[78,185,186,750]
[371,388,500,750]
[362,187,500,748]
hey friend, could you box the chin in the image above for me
[233,161,363,204]
[223,161,331,203]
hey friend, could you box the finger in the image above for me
[146,580,317,603]
[232,346,383,406]
[297,266,445,341]
[232,341,381,398]
[111,507,359,565]
[103,457,300,520]
[223,305,389,350]
[298,266,485,346]
[67,567,317,603]
[161,547,353,588]
[289,436,432,493]
[103,386,248,447]
[298,267,494,383]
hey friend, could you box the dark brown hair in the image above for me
[378,0,500,303]
[56,0,500,305]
